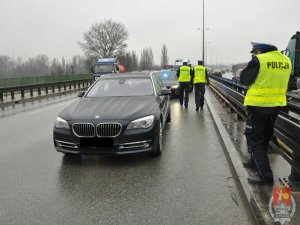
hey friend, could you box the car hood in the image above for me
[59,96,159,121]
[162,80,179,86]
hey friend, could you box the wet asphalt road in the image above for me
[0,93,252,225]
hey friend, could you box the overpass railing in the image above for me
[0,74,94,102]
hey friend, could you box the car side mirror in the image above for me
[159,88,171,95]
[77,91,85,97]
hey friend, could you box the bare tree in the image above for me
[131,51,139,71]
[50,58,64,75]
[78,19,128,58]
[140,47,154,70]
[22,55,50,76]
[0,55,15,77]
[160,44,169,69]
[118,52,132,71]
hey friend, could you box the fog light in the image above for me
[143,143,150,148]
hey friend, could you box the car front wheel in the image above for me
[166,108,171,123]
[150,121,162,156]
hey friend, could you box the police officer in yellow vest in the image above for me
[240,42,292,185]
[176,59,193,108]
[193,60,210,111]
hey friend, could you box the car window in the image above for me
[86,77,154,97]
[152,75,164,93]
[94,64,115,73]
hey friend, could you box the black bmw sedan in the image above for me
[53,73,171,156]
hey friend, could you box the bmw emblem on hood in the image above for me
[95,115,101,119]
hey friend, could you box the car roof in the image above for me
[100,72,152,79]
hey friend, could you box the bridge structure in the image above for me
[1,73,300,224]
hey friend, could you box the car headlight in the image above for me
[127,115,154,129]
[55,117,70,129]
[171,85,179,89]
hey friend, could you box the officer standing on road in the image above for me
[193,60,210,111]
[177,59,193,108]
[240,42,292,185]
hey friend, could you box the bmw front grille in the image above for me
[72,123,122,137]
[72,123,95,137]
[96,123,122,137]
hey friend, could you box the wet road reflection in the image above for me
[0,94,252,225]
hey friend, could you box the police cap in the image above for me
[198,60,204,65]
[250,42,275,53]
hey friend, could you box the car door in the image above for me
[152,74,169,125]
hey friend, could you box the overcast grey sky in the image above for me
[0,0,299,66]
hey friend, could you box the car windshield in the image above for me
[94,64,115,73]
[86,77,154,97]
[158,72,177,81]
[173,65,180,71]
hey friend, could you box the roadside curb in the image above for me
[205,90,271,225]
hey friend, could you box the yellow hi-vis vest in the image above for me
[193,65,207,83]
[179,66,191,82]
[244,50,292,107]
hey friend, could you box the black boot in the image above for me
[243,158,256,169]
[247,175,273,185]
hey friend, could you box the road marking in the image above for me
[27,100,74,115]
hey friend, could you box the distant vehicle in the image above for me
[153,70,180,97]
[172,59,190,71]
[53,73,171,156]
[232,68,243,83]
[213,69,222,76]
[92,58,125,80]
[284,31,300,90]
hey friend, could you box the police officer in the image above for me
[193,60,210,111]
[240,42,292,185]
[177,59,193,108]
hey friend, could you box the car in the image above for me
[153,70,180,97]
[213,69,222,76]
[232,68,243,83]
[53,73,171,156]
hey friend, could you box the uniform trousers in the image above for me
[244,111,278,180]
[194,83,206,108]
[179,82,190,106]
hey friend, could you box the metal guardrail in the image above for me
[209,75,300,189]
[0,74,92,88]
[0,74,94,102]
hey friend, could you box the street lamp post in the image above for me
[197,26,209,64]
[205,42,211,66]
[202,0,205,62]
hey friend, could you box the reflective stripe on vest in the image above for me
[244,50,292,107]
[193,65,207,83]
[179,66,191,82]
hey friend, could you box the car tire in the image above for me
[166,108,171,123]
[151,121,162,156]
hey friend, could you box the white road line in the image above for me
[27,100,74,115]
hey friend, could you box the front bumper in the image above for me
[53,123,159,155]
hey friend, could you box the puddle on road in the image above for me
[0,93,77,118]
